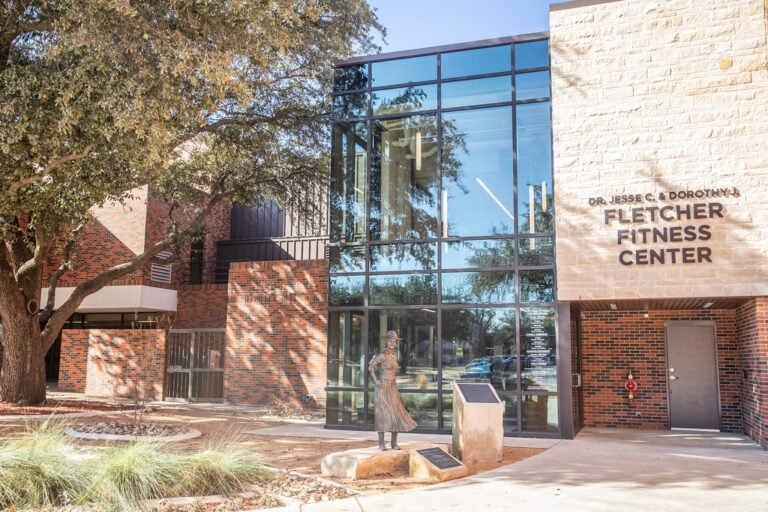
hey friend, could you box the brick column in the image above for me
[59,329,167,401]
[224,260,328,408]
[737,298,768,449]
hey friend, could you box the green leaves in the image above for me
[0,0,382,246]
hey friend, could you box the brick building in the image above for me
[8,0,766,448]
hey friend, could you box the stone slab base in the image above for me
[409,446,469,482]
[320,442,440,480]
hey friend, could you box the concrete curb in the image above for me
[64,426,202,442]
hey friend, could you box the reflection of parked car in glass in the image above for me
[459,356,502,380]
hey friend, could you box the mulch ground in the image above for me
[0,406,545,495]
[0,399,136,416]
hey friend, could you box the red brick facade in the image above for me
[736,299,768,449]
[43,185,231,290]
[173,284,228,329]
[225,259,328,408]
[58,329,166,401]
[577,309,741,432]
[145,189,231,288]
[45,187,150,287]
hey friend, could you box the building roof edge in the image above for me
[333,31,549,67]
[550,0,623,12]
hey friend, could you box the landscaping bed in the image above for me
[72,421,188,437]
[0,407,548,509]
[150,471,358,511]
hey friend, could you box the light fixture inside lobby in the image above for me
[703,301,715,309]
[477,178,514,220]
[415,131,422,171]
[609,303,617,310]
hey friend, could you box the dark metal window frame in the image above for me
[328,36,559,436]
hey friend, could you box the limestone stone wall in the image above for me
[551,0,768,300]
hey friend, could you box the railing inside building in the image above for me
[185,237,329,285]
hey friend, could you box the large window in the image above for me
[442,107,514,237]
[371,115,439,240]
[516,102,553,234]
[329,38,557,435]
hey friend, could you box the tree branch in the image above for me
[39,224,85,323]
[7,145,93,195]
[40,238,173,350]
[14,227,51,281]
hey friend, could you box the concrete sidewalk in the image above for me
[301,429,768,512]
[245,421,559,449]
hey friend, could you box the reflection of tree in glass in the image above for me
[370,275,437,305]
[330,122,367,243]
[520,271,554,302]
[334,65,367,92]
[370,102,466,240]
[519,184,554,233]
[519,237,554,266]
[442,272,514,304]
[440,238,515,304]
[330,277,364,306]
[330,245,365,273]
[373,86,428,115]
[371,243,436,272]
[335,93,367,118]
[441,308,516,366]
[465,238,515,268]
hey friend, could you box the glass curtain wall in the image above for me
[328,38,557,435]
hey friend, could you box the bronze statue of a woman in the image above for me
[368,330,417,450]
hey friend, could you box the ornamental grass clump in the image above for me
[86,441,270,511]
[85,441,184,510]
[0,423,87,509]
[177,446,272,497]
[0,424,270,510]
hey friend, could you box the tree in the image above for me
[0,0,382,405]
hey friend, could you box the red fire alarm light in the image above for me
[625,372,638,399]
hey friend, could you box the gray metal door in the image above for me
[665,323,720,429]
[165,329,226,402]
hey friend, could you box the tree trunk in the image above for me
[0,308,46,405]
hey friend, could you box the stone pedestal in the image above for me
[452,382,504,463]
[321,442,436,480]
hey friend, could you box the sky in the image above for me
[367,0,568,54]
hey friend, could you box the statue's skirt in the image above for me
[374,378,417,432]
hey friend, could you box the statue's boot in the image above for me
[391,432,400,450]
[378,432,388,451]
